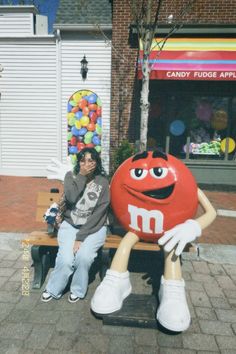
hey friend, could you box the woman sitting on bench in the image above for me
[41,147,110,303]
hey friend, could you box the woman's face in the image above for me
[80,152,96,170]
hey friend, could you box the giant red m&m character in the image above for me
[111,150,198,242]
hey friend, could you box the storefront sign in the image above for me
[139,38,236,81]
[149,70,236,81]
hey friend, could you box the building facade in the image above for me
[110,0,236,186]
[0,2,112,176]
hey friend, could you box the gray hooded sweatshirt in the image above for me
[63,171,110,241]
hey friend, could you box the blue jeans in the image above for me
[45,220,107,299]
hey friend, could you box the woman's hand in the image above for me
[79,161,96,177]
[73,241,82,254]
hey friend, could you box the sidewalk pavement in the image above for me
[0,233,235,354]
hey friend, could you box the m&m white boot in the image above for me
[91,269,132,314]
[156,276,191,332]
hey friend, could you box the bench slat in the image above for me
[23,232,160,251]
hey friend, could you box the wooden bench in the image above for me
[23,191,196,289]
[23,191,163,289]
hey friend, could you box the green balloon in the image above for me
[97,98,102,107]
[95,145,101,153]
[67,132,72,141]
[84,137,92,144]
[71,154,77,165]
[96,125,102,134]
[69,100,77,107]
[85,131,93,139]
[69,117,76,126]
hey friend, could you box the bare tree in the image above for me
[130,0,197,151]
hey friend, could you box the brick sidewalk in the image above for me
[0,176,236,245]
[0,242,236,353]
[0,176,62,233]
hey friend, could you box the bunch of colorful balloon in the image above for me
[67,90,102,164]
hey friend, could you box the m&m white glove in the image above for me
[46,157,73,182]
[158,219,202,256]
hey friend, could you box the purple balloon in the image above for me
[89,110,96,118]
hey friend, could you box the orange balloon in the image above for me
[82,106,90,116]
[88,103,97,111]
[71,106,79,113]
[87,123,95,131]
[78,99,88,109]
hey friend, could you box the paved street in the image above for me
[0,233,236,354]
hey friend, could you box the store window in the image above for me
[147,81,236,161]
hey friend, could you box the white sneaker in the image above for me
[156,276,191,332]
[91,269,132,314]
[68,293,80,303]
[41,291,53,302]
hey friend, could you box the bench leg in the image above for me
[99,248,112,280]
[31,246,55,289]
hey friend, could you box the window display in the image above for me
[147,82,236,161]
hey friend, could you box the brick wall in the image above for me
[110,0,236,157]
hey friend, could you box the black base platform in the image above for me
[102,294,158,329]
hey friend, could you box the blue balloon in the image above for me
[88,94,97,104]
[92,135,101,145]
[75,111,83,119]
[67,102,73,112]
[78,127,87,136]
[170,120,185,136]
[69,146,78,154]
[97,117,102,126]
[71,126,80,136]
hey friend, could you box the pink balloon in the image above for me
[195,102,213,122]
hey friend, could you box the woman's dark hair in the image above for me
[74,147,106,176]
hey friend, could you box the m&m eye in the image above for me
[130,168,148,180]
[150,167,168,179]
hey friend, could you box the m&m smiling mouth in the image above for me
[143,184,175,199]
[123,183,175,201]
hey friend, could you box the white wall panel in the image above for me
[0,13,33,36]
[61,38,111,172]
[0,33,112,177]
[0,40,58,176]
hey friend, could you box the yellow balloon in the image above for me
[211,110,228,130]
[83,90,92,96]
[80,115,90,127]
[75,120,82,129]
[67,112,75,120]
[73,91,84,102]
[220,138,236,153]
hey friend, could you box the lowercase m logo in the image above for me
[128,204,164,234]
